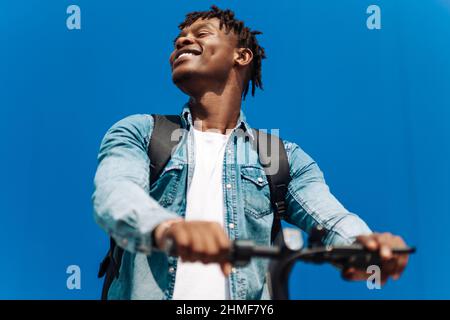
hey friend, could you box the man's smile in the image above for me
[172,47,202,68]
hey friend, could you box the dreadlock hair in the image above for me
[178,5,266,100]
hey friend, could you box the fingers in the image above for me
[377,233,408,281]
[342,267,390,285]
[214,223,232,276]
[356,235,379,251]
[221,262,232,276]
[166,221,232,276]
[171,222,191,257]
[188,226,205,262]
[378,233,394,260]
[347,232,410,285]
[391,235,408,280]
[342,267,368,281]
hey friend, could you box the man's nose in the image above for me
[175,36,195,50]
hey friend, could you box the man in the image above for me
[92,5,409,300]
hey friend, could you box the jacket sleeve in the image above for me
[283,141,372,245]
[92,114,180,254]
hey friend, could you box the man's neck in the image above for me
[188,92,241,134]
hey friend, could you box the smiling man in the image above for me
[93,5,409,300]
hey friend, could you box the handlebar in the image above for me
[163,237,415,269]
[230,240,415,269]
[162,228,416,300]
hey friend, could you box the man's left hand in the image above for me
[342,232,409,286]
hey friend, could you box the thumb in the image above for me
[221,262,232,277]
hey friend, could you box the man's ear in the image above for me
[234,47,253,67]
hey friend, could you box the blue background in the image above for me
[1,0,449,299]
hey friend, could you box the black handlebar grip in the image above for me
[319,245,416,269]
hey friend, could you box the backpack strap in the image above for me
[149,115,183,183]
[98,114,182,300]
[97,237,121,299]
[252,129,291,244]
[252,129,291,300]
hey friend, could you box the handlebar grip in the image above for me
[162,238,279,267]
[303,244,416,269]
[346,243,416,254]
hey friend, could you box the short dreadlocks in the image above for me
[177,5,266,100]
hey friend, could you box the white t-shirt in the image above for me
[172,128,231,300]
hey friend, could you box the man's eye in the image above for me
[197,32,209,37]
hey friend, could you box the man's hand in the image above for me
[153,220,232,276]
[342,232,409,285]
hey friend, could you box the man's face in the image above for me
[169,18,238,93]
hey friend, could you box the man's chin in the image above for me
[172,68,194,82]
[171,69,220,96]
[172,70,202,92]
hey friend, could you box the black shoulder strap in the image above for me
[252,129,291,300]
[98,114,182,300]
[148,115,183,184]
[252,129,291,245]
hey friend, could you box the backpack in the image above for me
[97,114,291,299]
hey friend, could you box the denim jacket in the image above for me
[92,104,372,300]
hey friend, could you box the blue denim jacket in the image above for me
[92,104,372,300]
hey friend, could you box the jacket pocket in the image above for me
[150,163,184,207]
[240,165,272,218]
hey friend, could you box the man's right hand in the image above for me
[153,220,232,276]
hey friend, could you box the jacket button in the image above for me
[226,183,232,189]
[168,267,175,273]
[257,177,264,183]
[229,223,235,229]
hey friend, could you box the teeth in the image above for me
[177,52,195,60]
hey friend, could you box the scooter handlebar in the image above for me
[163,237,415,269]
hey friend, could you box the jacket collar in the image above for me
[180,102,255,141]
